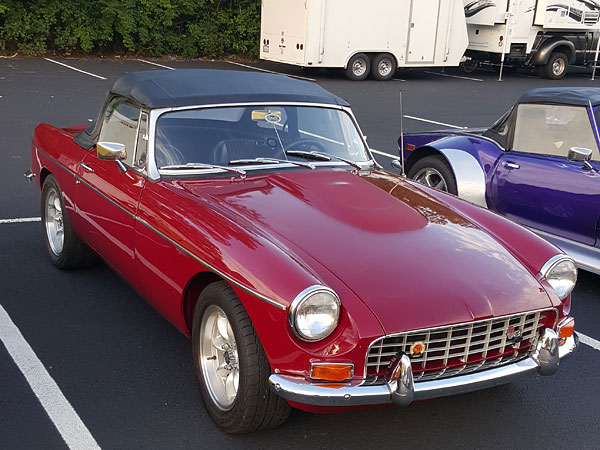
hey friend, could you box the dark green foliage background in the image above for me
[0,0,260,57]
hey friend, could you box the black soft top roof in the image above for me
[518,87,600,107]
[75,69,349,149]
[111,69,349,108]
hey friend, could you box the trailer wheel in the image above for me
[370,53,397,81]
[345,53,370,81]
[541,52,568,80]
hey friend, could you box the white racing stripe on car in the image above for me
[0,305,102,450]
[423,71,484,82]
[137,59,175,70]
[404,115,467,130]
[224,61,317,82]
[0,217,41,224]
[579,332,600,351]
[44,58,107,80]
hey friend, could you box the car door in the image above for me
[488,103,600,246]
[76,98,148,284]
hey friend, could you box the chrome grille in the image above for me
[364,309,555,384]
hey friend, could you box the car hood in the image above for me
[178,169,552,334]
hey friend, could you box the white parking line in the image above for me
[370,148,398,159]
[0,306,101,450]
[579,332,600,351]
[44,58,107,80]
[404,115,467,130]
[137,59,175,70]
[0,217,41,224]
[224,61,317,82]
[423,71,484,82]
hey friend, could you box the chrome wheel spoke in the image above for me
[225,371,237,400]
[216,363,230,378]
[212,336,227,351]
[414,167,449,193]
[217,314,230,340]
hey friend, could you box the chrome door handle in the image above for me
[503,162,520,169]
[79,162,94,172]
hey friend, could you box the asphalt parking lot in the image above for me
[1,57,599,450]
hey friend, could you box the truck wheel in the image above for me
[370,53,397,81]
[345,53,370,81]
[41,174,96,269]
[542,52,568,80]
[407,155,458,195]
[192,281,291,433]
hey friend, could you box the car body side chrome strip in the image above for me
[33,145,287,311]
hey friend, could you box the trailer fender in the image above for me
[531,37,576,65]
[409,147,488,208]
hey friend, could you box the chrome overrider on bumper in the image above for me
[268,329,578,407]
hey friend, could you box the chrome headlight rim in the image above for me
[540,254,577,301]
[288,285,341,342]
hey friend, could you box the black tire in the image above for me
[370,53,397,81]
[407,155,458,195]
[542,52,568,80]
[344,53,371,81]
[192,281,291,433]
[41,175,96,269]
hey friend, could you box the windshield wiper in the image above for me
[160,162,246,179]
[228,158,315,170]
[284,150,364,171]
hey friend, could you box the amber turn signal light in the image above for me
[310,363,354,382]
[558,317,575,339]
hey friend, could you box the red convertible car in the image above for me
[28,69,577,433]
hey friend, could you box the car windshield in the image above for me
[154,105,371,170]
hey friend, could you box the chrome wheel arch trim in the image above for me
[436,148,488,208]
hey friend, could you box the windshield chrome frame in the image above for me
[146,102,376,181]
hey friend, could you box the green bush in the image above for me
[0,0,260,58]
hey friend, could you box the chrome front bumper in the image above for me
[268,330,578,407]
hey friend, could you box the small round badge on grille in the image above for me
[506,327,523,343]
[409,341,426,357]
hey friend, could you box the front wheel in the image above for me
[344,53,371,81]
[192,281,291,433]
[407,155,458,195]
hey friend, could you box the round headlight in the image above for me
[289,286,340,342]
[542,255,577,300]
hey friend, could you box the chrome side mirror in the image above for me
[97,142,126,161]
[391,160,403,171]
[568,147,594,170]
[568,147,592,162]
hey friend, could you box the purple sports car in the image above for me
[401,87,600,275]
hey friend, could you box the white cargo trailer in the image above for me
[464,0,600,79]
[260,0,469,81]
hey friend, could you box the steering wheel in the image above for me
[286,138,327,154]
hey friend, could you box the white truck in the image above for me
[464,0,600,79]
[259,0,469,81]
